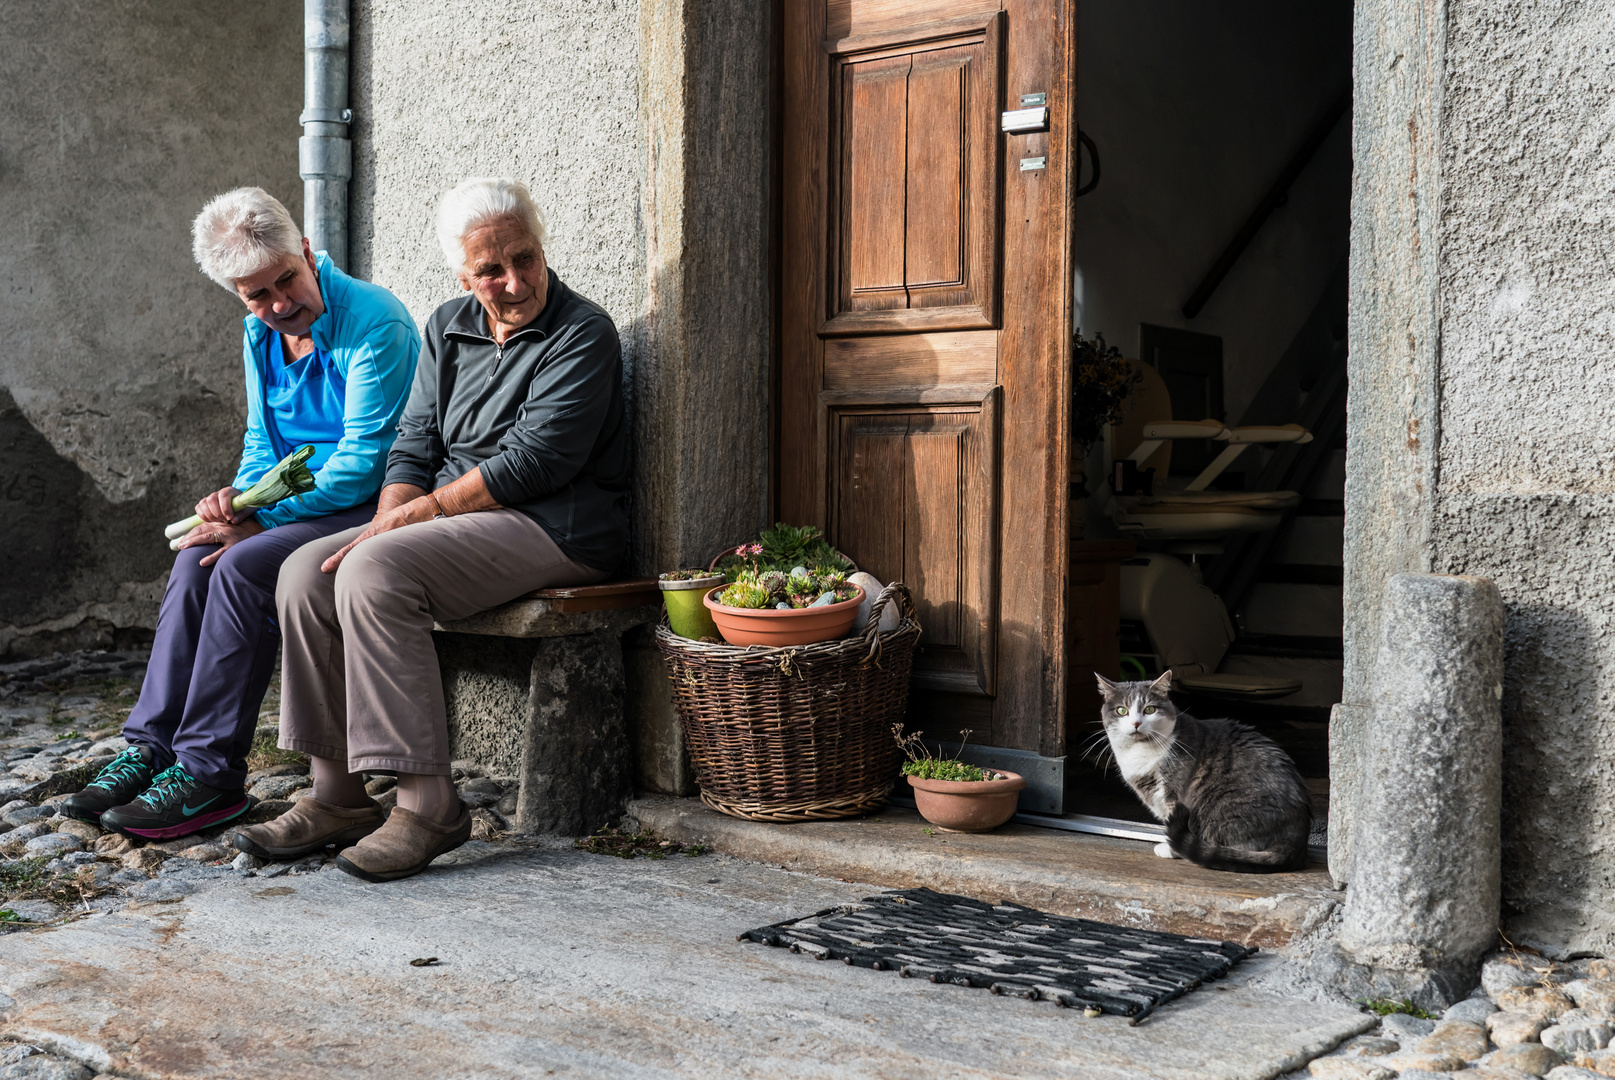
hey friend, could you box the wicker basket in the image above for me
[654,583,921,822]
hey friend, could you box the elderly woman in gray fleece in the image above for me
[232,177,629,881]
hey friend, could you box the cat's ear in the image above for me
[1149,670,1173,694]
[1095,672,1121,695]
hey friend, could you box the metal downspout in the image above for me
[300,0,351,269]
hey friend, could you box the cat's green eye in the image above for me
[1144,706,1157,715]
[1115,706,1129,717]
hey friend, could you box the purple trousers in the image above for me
[123,504,375,791]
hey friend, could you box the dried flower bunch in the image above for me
[1071,329,1140,451]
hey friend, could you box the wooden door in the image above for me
[780,0,1075,756]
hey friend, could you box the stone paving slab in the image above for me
[632,796,1343,949]
[0,842,1371,1080]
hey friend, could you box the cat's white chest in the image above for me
[1110,735,1172,818]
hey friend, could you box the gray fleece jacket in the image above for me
[385,270,629,571]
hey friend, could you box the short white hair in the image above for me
[192,188,303,291]
[436,177,547,271]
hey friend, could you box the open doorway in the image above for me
[1062,2,1353,847]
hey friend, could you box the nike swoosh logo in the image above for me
[181,796,220,817]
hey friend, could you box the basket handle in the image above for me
[861,582,917,662]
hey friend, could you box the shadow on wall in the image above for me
[1498,600,1601,954]
[0,387,236,660]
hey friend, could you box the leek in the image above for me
[163,445,317,548]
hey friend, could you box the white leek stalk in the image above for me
[163,445,317,548]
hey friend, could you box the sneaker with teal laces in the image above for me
[99,763,249,841]
[61,744,157,824]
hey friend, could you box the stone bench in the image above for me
[432,578,663,835]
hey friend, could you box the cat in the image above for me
[1093,671,1312,873]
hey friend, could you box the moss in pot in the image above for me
[895,726,1025,832]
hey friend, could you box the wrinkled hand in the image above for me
[177,518,264,567]
[320,498,434,574]
[196,486,252,525]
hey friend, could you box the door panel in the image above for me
[844,55,911,310]
[831,396,998,696]
[781,0,1073,755]
[826,15,1000,335]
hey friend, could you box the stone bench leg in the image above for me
[514,629,633,835]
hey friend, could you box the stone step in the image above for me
[630,795,1342,950]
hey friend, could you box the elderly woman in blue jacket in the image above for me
[62,187,420,842]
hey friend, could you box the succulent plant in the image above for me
[718,580,771,609]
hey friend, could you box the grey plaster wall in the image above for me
[1433,0,1615,957]
[0,1,304,657]
[1344,0,1615,956]
[348,1,644,338]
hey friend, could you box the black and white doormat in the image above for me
[739,887,1257,1024]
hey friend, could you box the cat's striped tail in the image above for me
[1165,805,1309,874]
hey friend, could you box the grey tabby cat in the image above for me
[1094,671,1311,873]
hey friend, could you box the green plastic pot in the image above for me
[659,574,725,639]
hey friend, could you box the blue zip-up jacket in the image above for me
[232,253,421,528]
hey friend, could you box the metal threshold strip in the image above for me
[888,797,1326,855]
[887,796,1164,843]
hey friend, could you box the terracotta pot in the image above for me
[702,584,865,647]
[907,770,1026,832]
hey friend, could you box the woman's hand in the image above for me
[176,518,265,567]
[320,497,436,574]
[195,486,253,525]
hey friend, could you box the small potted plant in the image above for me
[895,726,1025,832]
[703,553,864,647]
[659,568,726,640]
[699,524,865,647]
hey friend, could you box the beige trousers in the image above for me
[275,510,608,775]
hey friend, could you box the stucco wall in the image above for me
[1345,0,1615,955]
[348,2,644,338]
[0,1,303,657]
[1433,0,1615,957]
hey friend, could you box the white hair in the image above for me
[191,187,304,290]
[436,177,548,271]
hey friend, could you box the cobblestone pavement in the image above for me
[0,650,521,921]
[1282,952,1615,1079]
[0,647,532,1080]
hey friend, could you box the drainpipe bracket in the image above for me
[300,107,353,126]
[299,135,352,181]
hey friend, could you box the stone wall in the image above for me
[0,2,304,657]
[1343,0,1615,956]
